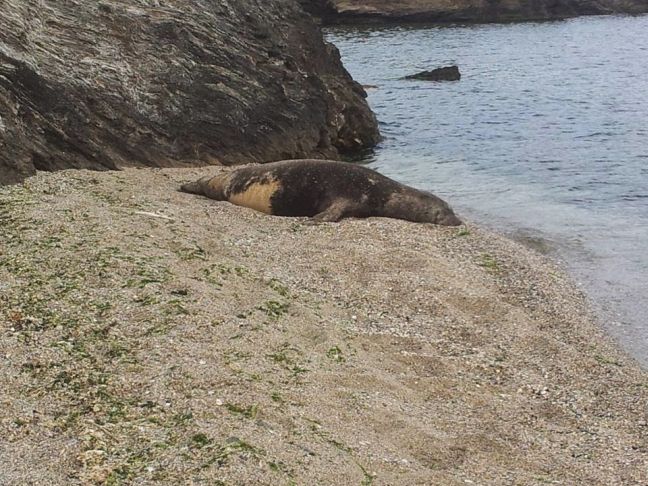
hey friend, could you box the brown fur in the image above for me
[180,159,462,226]
[228,179,281,214]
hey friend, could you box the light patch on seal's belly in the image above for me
[228,179,281,214]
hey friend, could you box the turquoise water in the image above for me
[326,15,648,365]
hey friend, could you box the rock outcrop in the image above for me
[303,0,648,23]
[0,0,379,185]
[404,66,461,81]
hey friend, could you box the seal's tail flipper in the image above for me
[179,180,202,194]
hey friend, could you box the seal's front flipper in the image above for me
[310,200,352,223]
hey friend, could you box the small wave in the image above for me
[621,194,648,201]
[574,131,617,139]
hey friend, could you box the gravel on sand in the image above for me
[1,167,646,485]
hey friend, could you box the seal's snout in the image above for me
[428,198,462,226]
[442,213,462,226]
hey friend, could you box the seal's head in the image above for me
[420,192,462,226]
[433,202,462,226]
[383,189,461,226]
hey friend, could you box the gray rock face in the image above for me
[0,0,380,185]
[303,0,648,23]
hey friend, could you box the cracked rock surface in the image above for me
[0,0,379,185]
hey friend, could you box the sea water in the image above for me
[326,15,648,365]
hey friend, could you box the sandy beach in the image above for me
[1,167,646,485]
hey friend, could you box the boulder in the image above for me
[0,0,380,185]
[404,66,461,81]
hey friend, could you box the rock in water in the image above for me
[404,66,461,81]
[0,0,379,185]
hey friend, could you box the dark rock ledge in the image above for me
[302,0,648,24]
[0,0,380,185]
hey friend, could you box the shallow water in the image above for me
[326,15,648,366]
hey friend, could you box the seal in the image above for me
[180,159,462,225]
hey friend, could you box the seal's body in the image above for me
[180,159,461,225]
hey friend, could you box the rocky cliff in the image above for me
[0,0,379,185]
[303,0,648,23]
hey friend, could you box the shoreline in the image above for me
[324,12,648,374]
[1,166,646,484]
[305,0,648,26]
[320,12,642,27]
[443,204,648,370]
